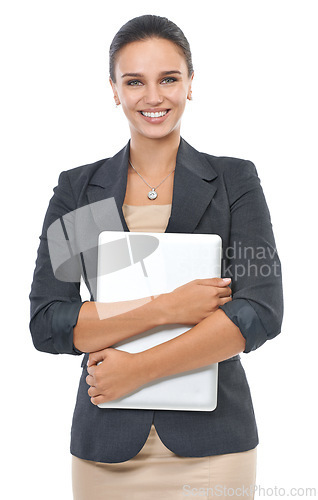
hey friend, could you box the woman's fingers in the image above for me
[219,296,233,306]
[87,385,99,397]
[88,350,105,368]
[217,286,232,298]
[196,277,232,286]
[86,374,95,386]
[90,395,107,406]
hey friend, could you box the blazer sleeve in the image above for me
[29,170,85,355]
[219,159,284,353]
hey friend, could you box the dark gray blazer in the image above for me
[29,136,283,463]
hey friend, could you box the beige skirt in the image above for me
[72,424,257,500]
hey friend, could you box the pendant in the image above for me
[148,188,158,200]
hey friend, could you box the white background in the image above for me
[1,0,317,498]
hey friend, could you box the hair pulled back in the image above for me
[109,14,194,82]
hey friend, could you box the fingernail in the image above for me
[222,278,231,283]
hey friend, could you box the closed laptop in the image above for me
[96,231,222,411]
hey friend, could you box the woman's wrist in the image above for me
[134,348,160,385]
[150,293,171,326]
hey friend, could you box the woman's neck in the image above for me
[129,132,181,178]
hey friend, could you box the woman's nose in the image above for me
[144,84,163,105]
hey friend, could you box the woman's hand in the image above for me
[86,348,148,405]
[162,277,232,325]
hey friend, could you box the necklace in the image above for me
[128,159,176,200]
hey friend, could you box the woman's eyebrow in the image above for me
[121,70,182,78]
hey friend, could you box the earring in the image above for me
[188,91,193,101]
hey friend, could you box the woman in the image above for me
[29,14,283,500]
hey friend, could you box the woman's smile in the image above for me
[138,108,171,123]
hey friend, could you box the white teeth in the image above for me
[141,110,168,118]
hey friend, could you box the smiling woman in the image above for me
[109,37,193,146]
[29,13,283,500]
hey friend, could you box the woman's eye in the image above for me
[127,80,142,86]
[162,77,177,84]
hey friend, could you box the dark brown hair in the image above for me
[109,14,194,82]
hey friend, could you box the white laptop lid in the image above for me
[95,231,222,411]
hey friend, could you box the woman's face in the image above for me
[110,37,194,140]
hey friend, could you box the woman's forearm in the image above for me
[73,295,166,353]
[137,309,246,382]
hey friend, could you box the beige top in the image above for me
[122,203,172,233]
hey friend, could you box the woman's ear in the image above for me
[109,77,120,106]
[187,71,194,100]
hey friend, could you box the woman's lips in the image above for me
[138,109,171,123]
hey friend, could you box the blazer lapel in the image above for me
[86,141,131,232]
[86,137,218,234]
[166,137,218,233]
